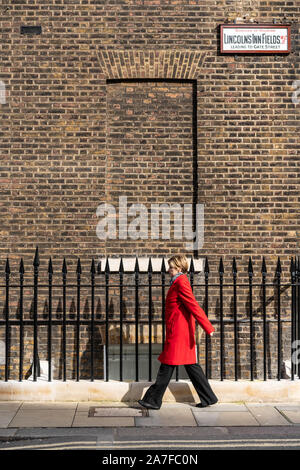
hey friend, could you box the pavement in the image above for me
[1,401,300,450]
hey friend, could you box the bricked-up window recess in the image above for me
[105,78,200,258]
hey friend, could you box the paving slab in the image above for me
[190,403,248,412]
[245,404,291,426]
[8,409,75,428]
[0,411,20,428]
[0,402,22,412]
[192,411,260,426]
[72,412,135,427]
[135,404,197,427]
[20,402,78,410]
[277,410,300,424]
[161,403,198,409]
[275,404,300,411]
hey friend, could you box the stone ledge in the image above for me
[1,379,300,403]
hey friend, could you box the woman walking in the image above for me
[138,254,218,410]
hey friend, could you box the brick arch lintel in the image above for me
[95,49,208,80]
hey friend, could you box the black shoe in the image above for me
[138,399,160,410]
[196,399,218,408]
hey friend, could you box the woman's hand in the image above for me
[210,332,214,337]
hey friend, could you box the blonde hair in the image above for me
[168,254,189,274]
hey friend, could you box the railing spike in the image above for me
[19,258,24,274]
[104,257,110,273]
[48,256,53,274]
[219,257,224,274]
[204,256,209,274]
[33,246,39,267]
[248,256,253,274]
[62,257,67,274]
[261,256,267,274]
[189,257,195,273]
[119,257,124,273]
[134,256,140,273]
[276,256,282,274]
[90,258,95,274]
[148,257,153,273]
[76,258,82,274]
[5,257,10,274]
[232,257,237,274]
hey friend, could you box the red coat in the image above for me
[158,273,215,365]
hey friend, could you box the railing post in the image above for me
[290,257,296,381]
[90,259,95,382]
[204,257,209,378]
[33,246,39,381]
[5,257,10,382]
[19,259,24,382]
[261,257,267,381]
[186,257,195,382]
[48,257,53,382]
[148,257,153,382]
[62,257,67,381]
[76,258,81,382]
[232,257,238,381]
[161,258,166,352]
[248,257,254,381]
[135,257,140,382]
[119,257,124,382]
[105,257,110,381]
[295,257,300,377]
[276,257,282,381]
[219,257,224,381]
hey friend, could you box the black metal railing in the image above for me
[0,247,299,382]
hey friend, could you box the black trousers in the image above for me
[141,362,218,409]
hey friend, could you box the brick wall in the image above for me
[0,0,299,380]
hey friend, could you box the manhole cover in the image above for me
[88,406,148,418]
